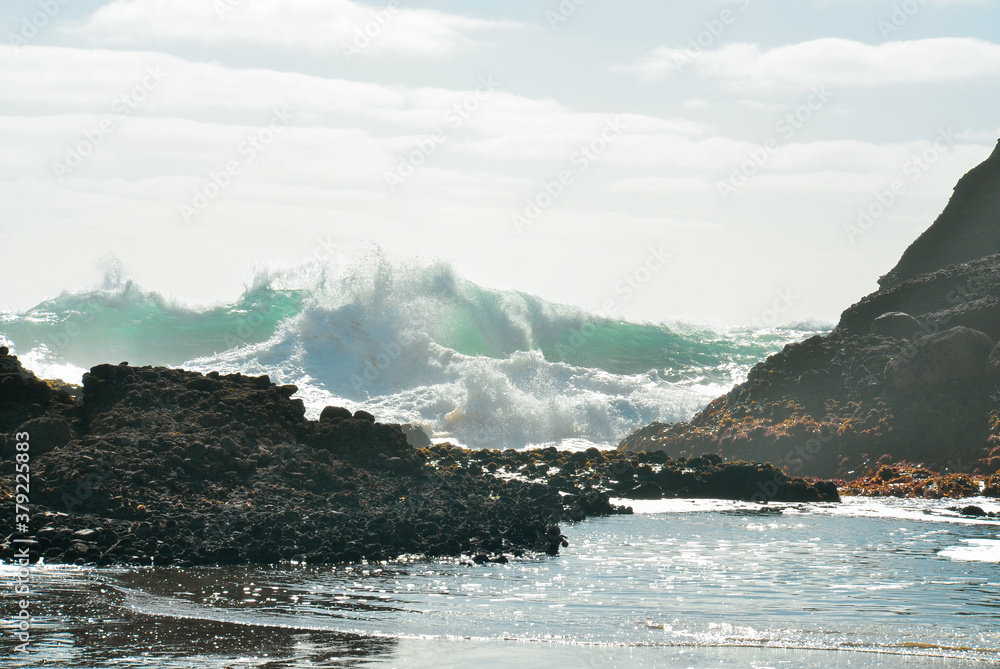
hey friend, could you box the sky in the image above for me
[1,0,999,326]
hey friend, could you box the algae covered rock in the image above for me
[884,326,993,390]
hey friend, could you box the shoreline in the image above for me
[3,351,997,568]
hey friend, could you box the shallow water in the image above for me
[3,497,999,668]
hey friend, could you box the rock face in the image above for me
[870,312,923,340]
[620,141,1000,478]
[0,346,842,565]
[0,352,628,566]
[879,139,1000,289]
[838,253,1000,341]
[884,326,994,390]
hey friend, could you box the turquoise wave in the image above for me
[1,282,305,368]
[0,257,827,389]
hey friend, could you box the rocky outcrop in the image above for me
[879,139,1000,289]
[870,312,922,340]
[884,326,993,390]
[839,464,1000,500]
[620,141,1000,478]
[0,352,624,566]
[0,350,838,567]
[838,253,1000,340]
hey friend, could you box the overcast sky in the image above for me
[2,0,998,325]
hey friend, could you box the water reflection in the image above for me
[0,567,398,668]
[3,500,999,667]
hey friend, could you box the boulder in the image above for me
[15,416,73,455]
[627,482,663,500]
[276,384,298,397]
[320,406,352,422]
[884,326,994,390]
[870,312,923,340]
[400,423,432,449]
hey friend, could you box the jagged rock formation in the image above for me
[0,351,839,566]
[879,139,1000,289]
[0,353,622,565]
[620,141,1000,479]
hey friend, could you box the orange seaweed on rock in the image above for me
[838,463,995,499]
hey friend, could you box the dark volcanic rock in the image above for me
[879,139,1000,289]
[13,416,72,456]
[0,352,80,459]
[0,357,638,567]
[987,342,1000,375]
[628,482,663,500]
[870,312,923,340]
[0,351,842,566]
[838,254,1000,341]
[320,406,353,422]
[620,141,1000,478]
[884,326,993,390]
[401,423,432,449]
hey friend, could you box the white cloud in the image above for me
[65,0,524,58]
[956,127,1000,142]
[736,99,784,111]
[3,46,990,188]
[2,41,996,324]
[0,46,703,169]
[618,37,1000,87]
[606,176,713,194]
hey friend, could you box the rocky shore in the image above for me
[0,350,837,567]
[620,140,1000,483]
[11,143,1000,567]
[838,463,1000,502]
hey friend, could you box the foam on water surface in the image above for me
[1,251,828,450]
[5,501,998,668]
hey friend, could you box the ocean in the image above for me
[0,253,828,451]
[4,255,999,667]
[2,498,999,667]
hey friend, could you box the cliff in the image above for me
[620,141,1000,481]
